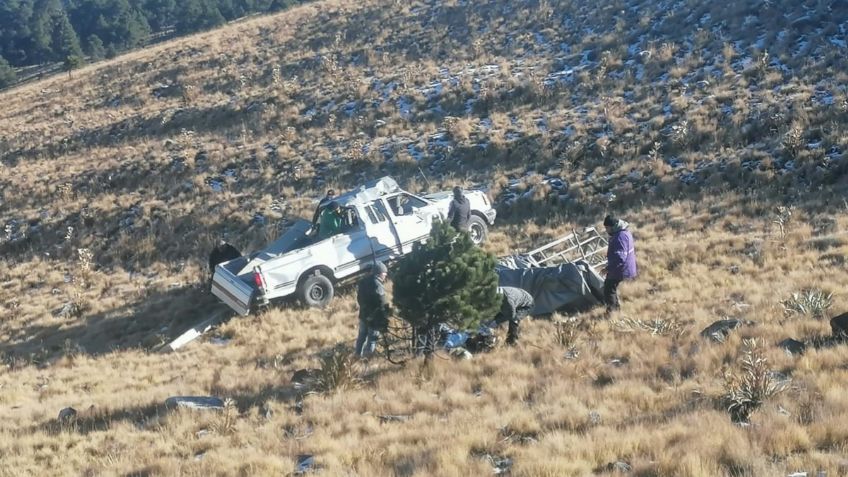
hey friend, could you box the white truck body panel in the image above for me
[210,177,497,315]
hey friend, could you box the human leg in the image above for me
[603,278,622,312]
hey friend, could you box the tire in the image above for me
[468,215,488,245]
[297,272,334,308]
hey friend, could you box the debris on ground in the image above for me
[291,369,321,390]
[449,347,473,360]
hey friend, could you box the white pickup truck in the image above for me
[211,177,497,315]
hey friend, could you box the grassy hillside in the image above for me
[1,0,846,475]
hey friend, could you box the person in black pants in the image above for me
[447,186,471,232]
[494,286,535,345]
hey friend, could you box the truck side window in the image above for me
[372,200,389,222]
[365,206,379,224]
[390,193,427,216]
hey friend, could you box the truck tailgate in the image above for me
[211,259,255,316]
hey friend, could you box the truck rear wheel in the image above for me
[468,215,488,245]
[298,273,334,308]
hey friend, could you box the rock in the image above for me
[164,396,224,411]
[778,338,806,356]
[57,407,77,422]
[830,312,848,338]
[474,453,513,475]
[588,410,602,425]
[294,454,315,475]
[700,319,740,343]
[378,414,412,423]
[449,347,473,360]
[605,461,632,473]
[787,472,807,477]
[53,302,79,319]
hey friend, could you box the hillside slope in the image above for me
[1,0,847,475]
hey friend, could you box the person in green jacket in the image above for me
[318,201,344,240]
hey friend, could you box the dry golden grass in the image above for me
[1,0,847,475]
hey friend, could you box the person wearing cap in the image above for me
[355,261,391,357]
[318,200,344,240]
[603,215,638,313]
[447,186,471,232]
[312,189,336,225]
[494,286,535,345]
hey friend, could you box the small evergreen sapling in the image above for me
[392,221,501,358]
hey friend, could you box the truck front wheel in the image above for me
[468,215,488,245]
[298,273,334,308]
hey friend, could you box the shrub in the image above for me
[781,288,833,319]
[315,345,363,393]
[723,339,787,422]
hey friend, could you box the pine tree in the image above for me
[84,34,105,60]
[0,55,16,88]
[392,221,501,358]
[51,9,83,61]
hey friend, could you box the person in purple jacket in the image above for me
[603,215,638,313]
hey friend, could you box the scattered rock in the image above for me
[164,396,224,411]
[588,410,602,425]
[700,319,741,343]
[473,452,513,475]
[604,461,632,473]
[53,302,80,319]
[294,454,316,475]
[57,407,77,422]
[778,338,806,356]
[378,414,412,423]
[830,312,848,338]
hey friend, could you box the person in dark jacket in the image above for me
[603,215,638,313]
[494,286,535,345]
[311,189,336,225]
[208,239,242,281]
[355,261,391,357]
[446,186,471,232]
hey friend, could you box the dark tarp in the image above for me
[496,256,605,315]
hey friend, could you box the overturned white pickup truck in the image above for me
[211,177,496,315]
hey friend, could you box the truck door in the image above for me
[362,199,402,262]
[331,207,373,279]
[384,192,433,254]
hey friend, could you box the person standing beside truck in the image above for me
[447,186,471,232]
[355,262,391,357]
[603,215,638,313]
[312,189,336,225]
[208,239,241,282]
[318,201,344,240]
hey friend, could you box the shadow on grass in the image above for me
[0,284,229,365]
